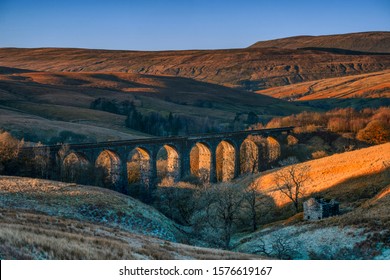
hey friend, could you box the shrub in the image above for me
[0,131,24,174]
[357,121,390,145]
[312,150,328,159]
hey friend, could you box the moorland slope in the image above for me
[234,143,390,259]
[1,32,389,91]
[256,70,390,108]
[249,31,390,53]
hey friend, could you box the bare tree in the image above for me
[57,143,69,160]
[154,186,197,225]
[33,142,50,179]
[243,181,263,231]
[58,143,70,180]
[204,183,245,249]
[274,159,310,213]
[254,233,296,259]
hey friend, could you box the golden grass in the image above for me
[245,143,390,208]
[0,176,265,259]
[0,208,259,260]
[0,176,182,242]
[257,70,390,100]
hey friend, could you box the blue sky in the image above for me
[0,0,389,50]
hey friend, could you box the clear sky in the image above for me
[0,0,389,50]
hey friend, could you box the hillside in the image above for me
[0,176,182,242]
[0,176,263,260]
[256,70,390,108]
[234,143,390,259]
[1,40,389,91]
[0,67,308,143]
[1,145,389,260]
[0,208,257,260]
[249,31,390,53]
[235,185,390,259]
[248,143,390,208]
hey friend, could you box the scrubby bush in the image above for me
[252,107,390,160]
[0,131,24,174]
[357,121,390,145]
[312,150,328,159]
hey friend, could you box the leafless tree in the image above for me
[274,159,310,213]
[58,143,70,161]
[204,183,245,249]
[58,143,70,180]
[33,142,50,178]
[254,233,296,259]
[242,181,263,231]
[154,186,197,225]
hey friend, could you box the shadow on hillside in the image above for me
[309,166,390,207]
[0,66,36,74]
[241,190,279,230]
[90,73,161,89]
[298,47,390,56]
[257,166,390,227]
[297,97,390,110]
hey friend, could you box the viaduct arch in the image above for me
[25,127,293,196]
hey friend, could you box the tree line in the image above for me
[254,107,390,145]
[91,97,261,136]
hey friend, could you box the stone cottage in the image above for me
[303,198,339,220]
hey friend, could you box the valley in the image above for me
[0,31,389,260]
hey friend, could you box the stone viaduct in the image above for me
[24,127,294,197]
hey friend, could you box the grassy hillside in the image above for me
[233,143,390,259]
[256,70,390,108]
[249,31,390,53]
[0,176,263,260]
[0,67,308,143]
[234,182,390,259]
[1,42,389,91]
[0,208,257,260]
[245,143,390,208]
[235,184,390,259]
[0,176,182,242]
[0,108,146,143]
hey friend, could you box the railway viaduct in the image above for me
[23,127,294,197]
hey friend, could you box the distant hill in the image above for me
[1,32,389,143]
[1,35,389,91]
[256,70,390,108]
[0,67,307,143]
[249,32,390,53]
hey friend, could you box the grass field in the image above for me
[0,208,259,260]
